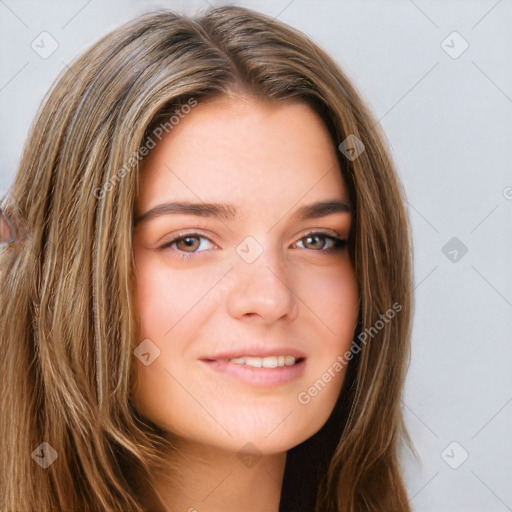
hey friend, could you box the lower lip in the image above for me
[200,359,306,387]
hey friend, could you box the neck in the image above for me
[153,440,287,512]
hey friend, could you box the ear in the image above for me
[0,207,16,245]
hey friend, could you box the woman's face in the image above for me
[133,96,359,455]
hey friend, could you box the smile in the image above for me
[200,357,306,387]
[229,355,297,368]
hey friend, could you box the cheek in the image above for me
[132,254,223,430]
[297,261,359,345]
[297,263,359,390]
[134,250,217,336]
[286,261,358,409]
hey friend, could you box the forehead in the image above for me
[136,96,348,216]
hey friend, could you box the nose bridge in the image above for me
[226,235,299,322]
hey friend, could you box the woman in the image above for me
[0,6,414,511]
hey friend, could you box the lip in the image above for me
[200,346,307,361]
[200,358,306,387]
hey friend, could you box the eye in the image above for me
[158,230,347,260]
[158,232,216,259]
[294,232,347,253]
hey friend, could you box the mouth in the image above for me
[206,355,305,368]
[199,355,307,387]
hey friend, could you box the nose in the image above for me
[226,240,299,324]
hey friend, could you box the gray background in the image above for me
[1,1,511,510]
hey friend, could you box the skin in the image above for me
[132,95,359,512]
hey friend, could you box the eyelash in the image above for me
[158,231,347,260]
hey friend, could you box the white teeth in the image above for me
[230,357,246,364]
[284,355,295,366]
[245,357,262,368]
[229,356,297,368]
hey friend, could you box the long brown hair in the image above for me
[0,6,414,511]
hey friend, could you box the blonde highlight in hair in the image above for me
[0,6,414,511]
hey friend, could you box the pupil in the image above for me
[307,235,323,249]
[179,237,198,250]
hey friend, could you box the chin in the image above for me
[165,405,334,456]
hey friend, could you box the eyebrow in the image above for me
[134,199,351,226]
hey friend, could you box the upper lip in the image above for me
[200,346,307,361]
